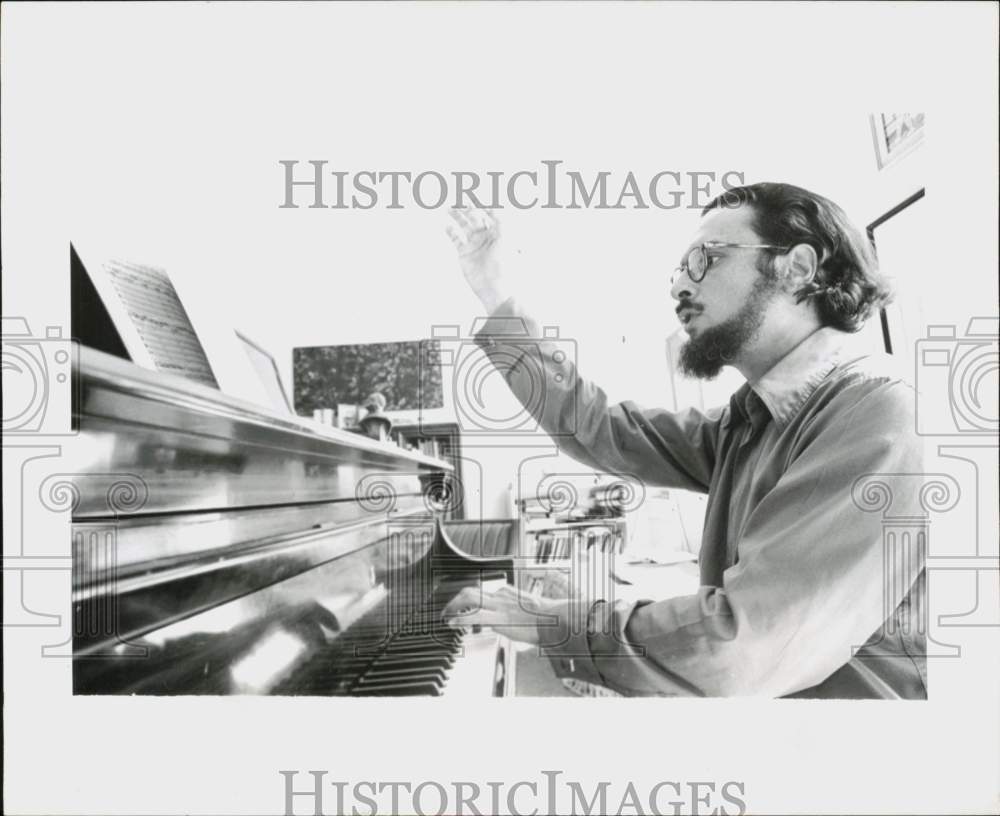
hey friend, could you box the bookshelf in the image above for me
[516,488,629,603]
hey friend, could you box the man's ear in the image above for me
[779,243,818,290]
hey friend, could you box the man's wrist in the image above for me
[472,285,510,315]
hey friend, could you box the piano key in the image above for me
[369,655,454,672]
[439,629,507,698]
[351,681,443,697]
[357,672,446,690]
[357,665,448,683]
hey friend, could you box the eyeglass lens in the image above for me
[687,246,706,282]
[671,245,708,286]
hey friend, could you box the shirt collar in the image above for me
[726,327,864,432]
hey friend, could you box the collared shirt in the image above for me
[475,299,928,698]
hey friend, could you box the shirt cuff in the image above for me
[536,599,610,687]
[471,297,536,349]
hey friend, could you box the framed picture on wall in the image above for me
[870,113,925,170]
[292,339,444,418]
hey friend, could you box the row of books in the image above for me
[531,526,625,563]
[395,435,442,459]
[519,481,633,523]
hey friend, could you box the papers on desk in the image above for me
[611,559,700,603]
[626,549,697,566]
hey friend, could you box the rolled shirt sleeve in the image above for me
[474,298,721,493]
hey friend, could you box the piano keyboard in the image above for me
[275,577,510,698]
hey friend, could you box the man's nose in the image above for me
[670,272,696,301]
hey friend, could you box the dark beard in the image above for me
[678,274,777,380]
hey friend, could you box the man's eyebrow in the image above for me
[703,241,737,252]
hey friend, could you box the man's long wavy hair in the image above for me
[703,182,891,332]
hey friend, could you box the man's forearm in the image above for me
[469,275,510,315]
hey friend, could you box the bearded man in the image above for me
[443,183,927,699]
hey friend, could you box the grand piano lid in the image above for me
[73,345,451,473]
[65,347,452,517]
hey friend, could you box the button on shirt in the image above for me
[475,299,927,698]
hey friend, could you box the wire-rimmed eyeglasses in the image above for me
[671,241,790,286]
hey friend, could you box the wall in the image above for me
[45,12,994,528]
[142,115,949,529]
[198,116,945,525]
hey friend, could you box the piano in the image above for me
[68,347,516,697]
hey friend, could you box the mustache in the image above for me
[676,302,703,317]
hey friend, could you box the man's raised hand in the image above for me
[446,206,499,258]
[446,206,510,314]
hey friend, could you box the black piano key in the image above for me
[337,649,454,669]
[358,665,448,683]
[356,669,446,686]
[332,658,453,681]
[383,638,454,653]
[391,633,459,647]
[369,655,454,672]
[351,671,444,691]
[351,681,442,697]
[391,630,459,644]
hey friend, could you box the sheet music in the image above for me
[102,257,219,388]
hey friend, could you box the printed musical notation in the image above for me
[103,258,219,388]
